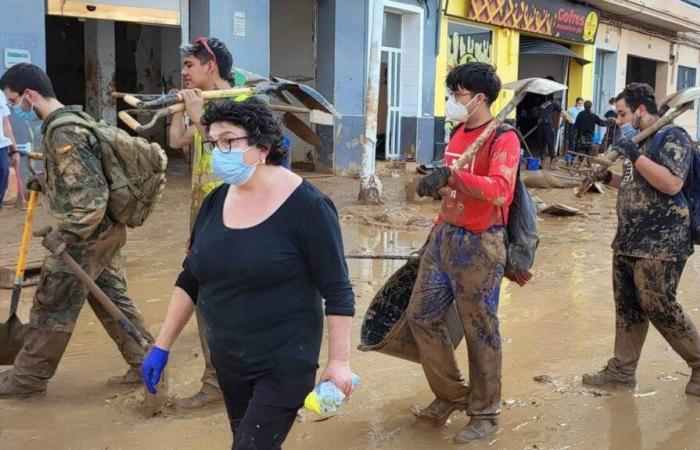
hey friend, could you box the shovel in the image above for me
[575,86,700,197]
[0,189,40,365]
[33,226,167,416]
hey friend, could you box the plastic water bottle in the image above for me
[304,374,360,416]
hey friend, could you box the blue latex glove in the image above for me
[142,346,169,394]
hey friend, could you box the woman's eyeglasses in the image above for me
[203,135,249,152]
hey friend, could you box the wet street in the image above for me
[1,160,699,449]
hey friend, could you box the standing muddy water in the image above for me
[1,161,699,449]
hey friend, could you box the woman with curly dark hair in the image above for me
[141,97,356,449]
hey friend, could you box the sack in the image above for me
[492,124,539,273]
[652,125,700,244]
[45,111,167,228]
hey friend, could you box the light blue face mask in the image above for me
[620,122,638,138]
[211,146,260,186]
[12,93,39,122]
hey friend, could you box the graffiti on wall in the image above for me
[447,22,493,71]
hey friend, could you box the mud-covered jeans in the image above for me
[407,222,506,419]
[606,254,700,382]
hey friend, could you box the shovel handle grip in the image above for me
[118,111,143,133]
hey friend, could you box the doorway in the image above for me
[626,55,657,88]
[46,17,86,107]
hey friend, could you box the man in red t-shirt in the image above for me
[407,63,520,443]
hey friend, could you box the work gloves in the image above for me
[614,137,641,163]
[25,175,44,193]
[41,230,73,256]
[417,166,452,200]
[142,346,169,394]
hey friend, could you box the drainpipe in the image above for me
[358,0,384,204]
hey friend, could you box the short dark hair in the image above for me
[181,37,233,81]
[608,97,616,105]
[202,97,287,165]
[584,100,592,110]
[618,83,658,115]
[446,62,501,105]
[0,63,56,98]
[576,97,584,103]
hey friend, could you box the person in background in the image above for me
[0,90,21,210]
[142,97,356,449]
[536,78,562,168]
[168,36,235,409]
[565,97,584,154]
[574,100,610,164]
[602,97,619,150]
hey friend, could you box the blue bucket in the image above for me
[526,157,540,171]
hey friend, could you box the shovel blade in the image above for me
[503,78,568,96]
[271,77,341,117]
[661,86,700,110]
[282,112,323,150]
[0,314,28,365]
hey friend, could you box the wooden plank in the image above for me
[0,259,44,289]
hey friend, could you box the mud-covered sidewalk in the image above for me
[1,159,699,449]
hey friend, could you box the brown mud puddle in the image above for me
[1,161,699,449]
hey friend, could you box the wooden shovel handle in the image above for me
[33,226,152,351]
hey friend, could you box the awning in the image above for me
[519,37,591,65]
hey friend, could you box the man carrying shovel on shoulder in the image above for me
[0,63,153,397]
[581,82,700,396]
[408,62,522,443]
[165,36,237,409]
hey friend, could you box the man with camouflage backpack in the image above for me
[0,63,157,398]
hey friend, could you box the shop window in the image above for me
[447,22,493,71]
[678,66,697,90]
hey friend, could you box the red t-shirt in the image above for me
[438,120,521,233]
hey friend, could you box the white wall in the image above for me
[602,24,700,138]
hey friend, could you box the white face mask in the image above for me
[445,95,478,123]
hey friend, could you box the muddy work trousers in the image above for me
[407,222,506,419]
[8,225,152,389]
[605,254,700,382]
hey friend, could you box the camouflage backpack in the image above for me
[45,111,167,228]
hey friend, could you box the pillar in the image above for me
[492,28,519,116]
[316,0,368,173]
[568,43,595,105]
[84,20,116,125]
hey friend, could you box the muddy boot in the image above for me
[173,384,224,410]
[686,368,700,397]
[0,328,72,398]
[453,417,499,443]
[0,372,47,398]
[413,397,468,427]
[107,366,142,386]
[582,368,636,390]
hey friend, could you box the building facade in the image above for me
[589,0,700,138]
[1,0,698,174]
[433,0,598,156]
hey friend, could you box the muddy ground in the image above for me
[0,159,699,450]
